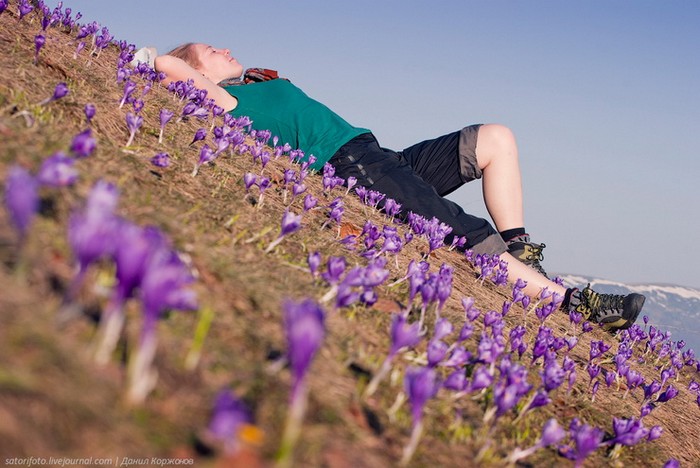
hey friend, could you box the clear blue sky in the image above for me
[61,0,700,288]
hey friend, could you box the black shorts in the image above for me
[399,124,483,196]
[328,126,507,255]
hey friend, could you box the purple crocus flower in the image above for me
[0,0,8,14]
[264,210,302,253]
[206,389,253,455]
[400,366,439,465]
[3,165,39,242]
[191,144,216,176]
[462,296,480,322]
[441,347,471,368]
[190,127,207,146]
[124,112,143,147]
[83,103,96,124]
[39,82,69,105]
[119,80,137,108]
[158,108,174,143]
[284,299,326,396]
[563,421,604,467]
[37,152,78,187]
[433,318,453,341]
[34,34,45,65]
[307,251,322,278]
[94,223,165,364]
[656,385,679,403]
[470,365,494,392]
[18,0,33,19]
[69,128,97,158]
[303,193,318,211]
[427,339,449,367]
[66,181,121,302]
[390,314,422,355]
[321,256,346,285]
[405,366,439,424]
[150,153,170,168]
[242,172,257,191]
[542,360,566,392]
[607,417,650,447]
[444,370,467,392]
[364,314,422,398]
[277,299,326,463]
[73,41,86,58]
[457,322,474,343]
[540,419,566,445]
[506,418,566,464]
[128,242,198,404]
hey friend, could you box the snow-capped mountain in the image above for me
[557,274,700,353]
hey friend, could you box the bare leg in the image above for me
[475,124,524,232]
[501,252,567,299]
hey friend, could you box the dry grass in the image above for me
[1,3,699,467]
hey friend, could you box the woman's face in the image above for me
[193,44,244,82]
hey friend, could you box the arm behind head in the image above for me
[154,54,237,112]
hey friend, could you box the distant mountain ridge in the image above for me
[557,274,700,353]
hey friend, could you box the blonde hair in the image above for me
[166,43,201,69]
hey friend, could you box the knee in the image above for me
[476,124,518,165]
[480,124,516,149]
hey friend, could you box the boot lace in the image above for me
[526,243,547,276]
[578,285,626,321]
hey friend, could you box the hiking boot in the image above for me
[568,284,646,332]
[506,234,548,277]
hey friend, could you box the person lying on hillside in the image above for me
[150,43,645,332]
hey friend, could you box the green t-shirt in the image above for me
[224,80,370,170]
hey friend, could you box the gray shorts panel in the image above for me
[458,124,483,182]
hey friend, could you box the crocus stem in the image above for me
[320,284,338,304]
[264,236,285,254]
[184,306,214,371]
[94,296,125,366]
[506,445,539,466]
[399,419,424,466]
[127,331,159,405]
[276,380,308,468]
[364,355,394,399]
[418,305,426,331]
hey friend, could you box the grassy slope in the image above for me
[1,4,699,467]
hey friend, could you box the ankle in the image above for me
[500,228,526,243]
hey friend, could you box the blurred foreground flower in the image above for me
[70,129,97,158]
[37,152,78,187]
[204,389,259,455]
[150,152,170,168]
[127,241,198,404]
[3,165,39,243]
[93,224,165,365]
[276,299,326,468]
[400,366,439,466]
[65,180,121,304]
